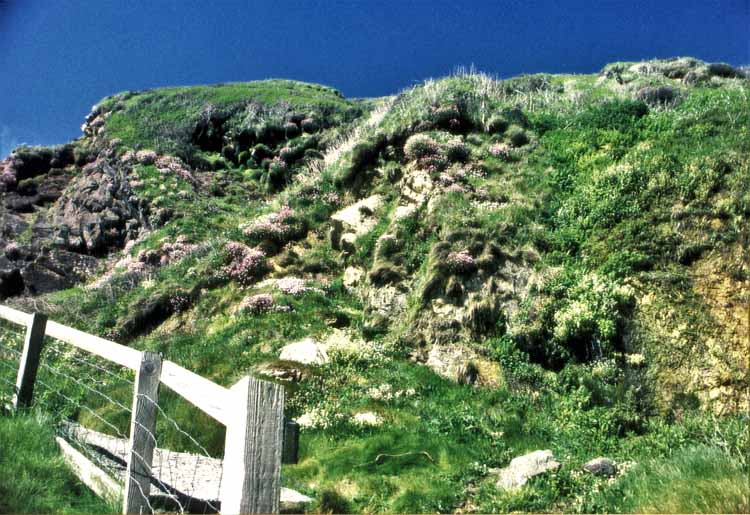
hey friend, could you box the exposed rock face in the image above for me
[495,450,560,491]
[0,148,152,298]
[51,159,148,255]
[330,194,383,252]
[582,457,617,477]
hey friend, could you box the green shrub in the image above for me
[486,115,509,134]
[403,134,439,161]
[507,125,529,147]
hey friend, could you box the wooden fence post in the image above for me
[13,313,47,410]
[220,376,284,514]
[124,351,162,515]
[282,419,299,465]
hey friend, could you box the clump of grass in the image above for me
[593,445,749,513]
[0,412,117,514]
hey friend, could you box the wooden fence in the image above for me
[0,304,298,514]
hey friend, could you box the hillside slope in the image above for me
[0,58,748,513]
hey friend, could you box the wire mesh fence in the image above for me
[0,319,24,407]
[0,318,225,514]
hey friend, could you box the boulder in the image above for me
[495,450,560,491]
[582,457,617,477]
[279,338,329,365]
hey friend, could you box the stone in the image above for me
[279,338,329,365]
[280,487,314,514]
[331,194,383,237]
[582,457,617,477]
[495,450,560,491]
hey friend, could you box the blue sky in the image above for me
[1,0,747,157]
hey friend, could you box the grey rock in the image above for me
[583,457,617,477]
[495,450,560,491]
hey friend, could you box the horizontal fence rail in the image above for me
[0,304,296,515]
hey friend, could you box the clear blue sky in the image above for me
[1,0,747,157]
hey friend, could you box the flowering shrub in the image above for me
[119,150,135,164]
[443,138,470,162]
[446,250,477,274]
[275,277,318,296]
[222,242,268,287]
[169,294,191,313]
[446,183,467,193]
[0,168,17,191]
[238,293,275,313]
[418,153,450,175]
[489,142,513,161]
[243,206,304,244]
[4,242,20,259]
[404,134,440,161]
[366,383,417,401]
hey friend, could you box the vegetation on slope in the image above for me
[0,412,116,514]
[0,57,748,513]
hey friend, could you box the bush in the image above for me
[283,121,300,138]
[507,126,529,147]
[403,134,439,161]
[443,138,470,162]
[707,62,742,78]
[300,117,319,132]
[636,86,679,107]
[486,115,509,134]
[222,242,268,286]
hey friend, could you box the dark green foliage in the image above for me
[507,126,529,147]
[486,115,509,134]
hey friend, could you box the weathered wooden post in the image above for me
[124,351,162,515]
[13,312,47,410]
[282,419,299,465]
[220,376,284,514]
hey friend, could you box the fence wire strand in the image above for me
[1,321,226,514]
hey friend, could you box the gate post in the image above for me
[220,376,284,514]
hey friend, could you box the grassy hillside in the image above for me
[0,57,748,513]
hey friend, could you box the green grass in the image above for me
[0,412,117,514]
[591,445,749,513]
